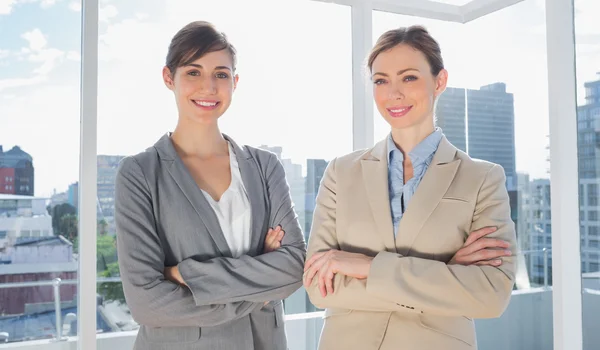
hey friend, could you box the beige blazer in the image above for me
[305,136,517,350]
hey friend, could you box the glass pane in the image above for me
[0,0,81,344]
[373,0,553,348]
[96,0,351,338]
[574,0,600,348]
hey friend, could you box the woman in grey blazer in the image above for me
[114,21,306,350]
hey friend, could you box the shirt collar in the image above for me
[387,128,443,166]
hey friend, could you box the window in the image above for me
[98,0,352,334]
[0,0,81,344]
[589,211,599,221]
[374,1,554,346]
[588,184,598,206]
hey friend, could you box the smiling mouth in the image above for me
[192,100,220,109]
[387,105,412,117]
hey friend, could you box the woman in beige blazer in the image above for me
[303,26,517,350]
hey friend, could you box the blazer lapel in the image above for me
[396,137,460,256]
[361,139,396,253]
[225,135,267,256]
[154,134,232,257]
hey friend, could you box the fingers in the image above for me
[264,226,284,252]
[464,226,497,246]
[475,259,503,266]
[460,237,510,257]
[304,251,327,272]
[318,260,334,297]
[325,268,335,295]
[303,254,328,288]
[466,248,512,263]
[264,228,276,248]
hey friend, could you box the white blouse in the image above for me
[201,142,252,258]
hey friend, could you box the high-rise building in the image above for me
[97,155,125,234]
[436,83,517,190]
[436,88,466,152]
[577,76,600,275]
[305,159,328,235]
[0,146,34,196]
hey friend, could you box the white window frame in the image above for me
[75,0,582,349]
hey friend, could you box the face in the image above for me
[371,44,447,131]
[163,49,238,125]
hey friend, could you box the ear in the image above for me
[162,66,175,90]
[434,68,448,97]
[233,74,239,91]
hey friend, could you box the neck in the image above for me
[390,121,435,156]
[170,119,228,158]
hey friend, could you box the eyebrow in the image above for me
[372,68,419,78]
[186,63,232,71]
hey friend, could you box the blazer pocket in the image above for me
[418,313,475,346]
[440,197,470,203]
[324,307,353,319]
[143,326,201,344]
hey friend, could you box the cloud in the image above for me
[0,0,16,15]
[30,47,64,74]
[21,28,47,51]
[99,17,169,62]
[68,0,79,11]
[40,0,56,9]
[0,76,47,91]
[66,50,80,61]
[99,4,117,22]
[19,28,65,75]
[575,0,600,35]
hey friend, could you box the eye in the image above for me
[187,70,200,77]
[404,75,418,82]
[374,79,387,85]
[216,72,229,79]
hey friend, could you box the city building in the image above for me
[0,146,34,196]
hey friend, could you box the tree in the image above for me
[98,262,125,303]
[51,203,77,237]
[96,235,124,303]
[97,219,108,236]
[59,214,78,243]
[96,235,117,271]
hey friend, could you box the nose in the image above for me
[199,76,217,94]
[389,82,404,100]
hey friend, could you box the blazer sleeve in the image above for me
[365,164,517,318]
[305,158,407,312]
[115,157,261,328]
[177,153,306,305]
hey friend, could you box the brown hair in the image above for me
[165,21,237,75]
[367,25,444,76]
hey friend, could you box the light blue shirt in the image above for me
[388,128,443,236]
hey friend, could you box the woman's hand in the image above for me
[264,226,284,253]
[448,226,512,266]
[164,266,187,287]
[303,250,373,297]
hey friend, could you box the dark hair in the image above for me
[165,21,237,75]
[367,25,444,76]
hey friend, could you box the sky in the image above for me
[0,0,599,197]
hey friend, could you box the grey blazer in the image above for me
[115,133,306,350]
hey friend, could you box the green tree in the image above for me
[97,219,108,236]
[51,203,77,236]
[96,235,124,303]
[96,234,117,271]
[98,262,125,303]
[59,214,78,243]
